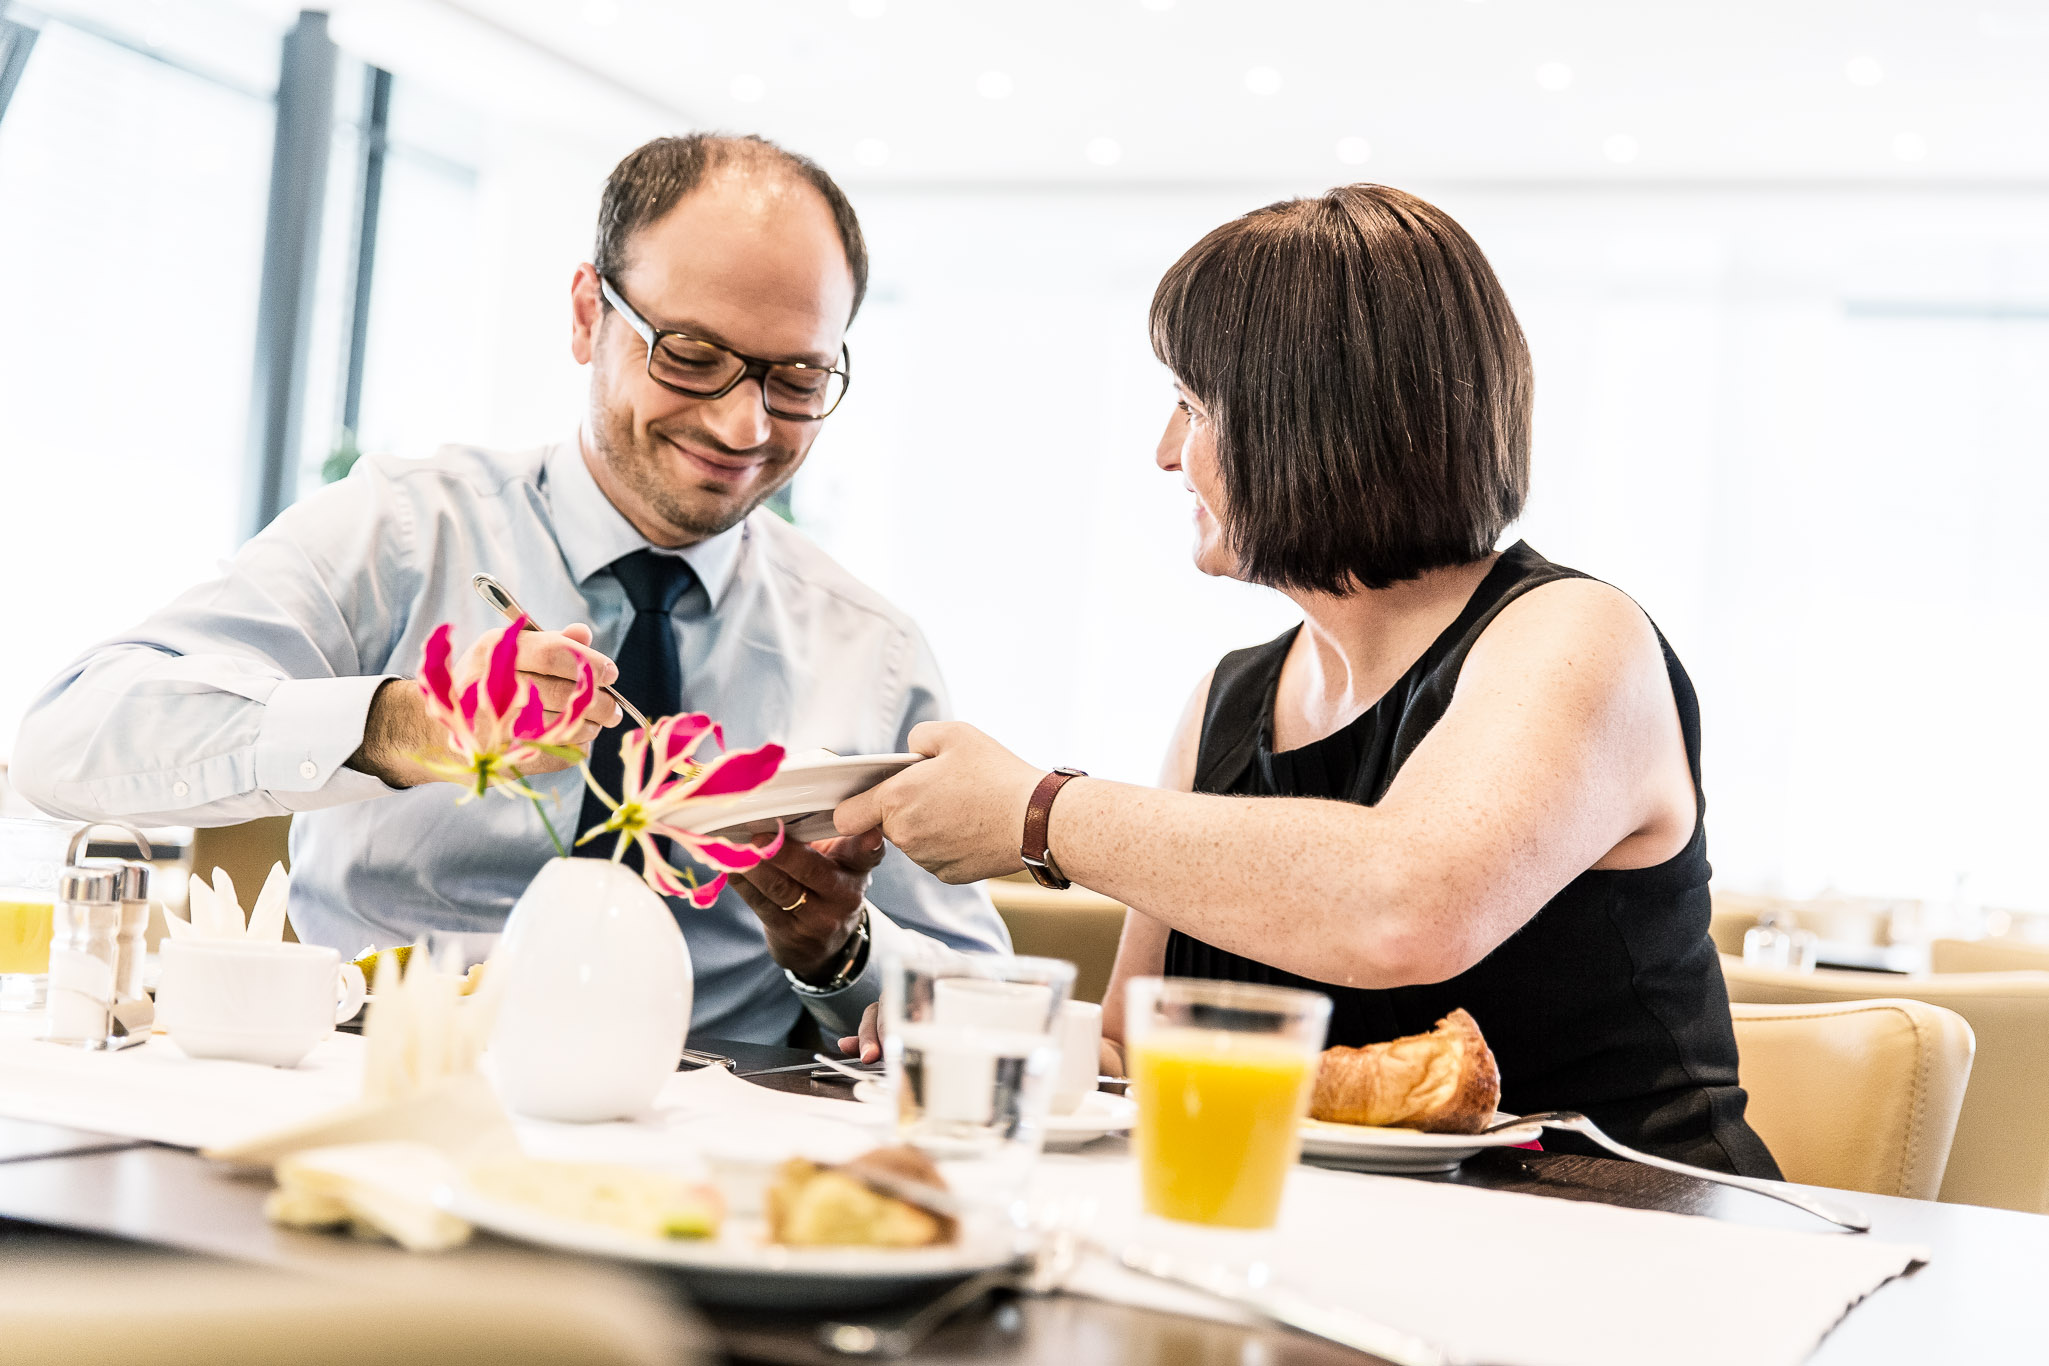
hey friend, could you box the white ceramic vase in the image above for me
[490,857,691,1122]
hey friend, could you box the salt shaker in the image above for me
[46,865,123,1047]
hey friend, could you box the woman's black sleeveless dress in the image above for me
[1165,541,1778,1177]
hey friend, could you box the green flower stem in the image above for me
[508,766,568,859]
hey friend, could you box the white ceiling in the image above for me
[75,0,2049,183]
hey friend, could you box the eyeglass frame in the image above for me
[597,275,852,421]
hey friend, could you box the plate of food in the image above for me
[1297,1009,1540,1173]
[670,751,923,845]
[439,1145,1016,1309]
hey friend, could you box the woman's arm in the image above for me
[838,579,1697,992]
[1096,670,1210,1074]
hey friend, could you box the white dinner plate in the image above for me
[440,1176,1015,1309]
[675,752,924,844]
[1297,1111,1541,1174]
[850,1081,1136,1149]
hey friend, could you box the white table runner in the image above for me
[0,1032,1923,1366]
[1038,1154,1924,1366]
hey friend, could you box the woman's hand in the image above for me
[833,722,1044,883]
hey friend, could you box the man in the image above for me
[11,134,1007,1044]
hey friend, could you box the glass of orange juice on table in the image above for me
[1126,977,1331,1229]
[0,816,71,1014]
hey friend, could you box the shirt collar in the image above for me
[544,435,748,609]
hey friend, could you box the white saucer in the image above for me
[1297,1111,1541,1174]
[672,752,924,844]
[850,1081,1136,1149]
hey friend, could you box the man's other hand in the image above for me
[348,624,622,787]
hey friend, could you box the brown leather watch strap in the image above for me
[1021,767,1087,890]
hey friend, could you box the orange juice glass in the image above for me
[1127,978,1331,1229]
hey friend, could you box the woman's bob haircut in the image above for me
[1150,185,1532,594]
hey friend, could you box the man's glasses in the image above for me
[599,277,850,421]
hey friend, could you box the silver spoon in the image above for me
[470,572,652,732]
[1481,1110,1871,1232]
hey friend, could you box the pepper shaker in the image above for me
[45,865,123,1048]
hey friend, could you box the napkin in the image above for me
[164,863,290,942]
[267,1141,471,1252]
[208,945,516,1170]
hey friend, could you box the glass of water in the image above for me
[882,952,1075,1195]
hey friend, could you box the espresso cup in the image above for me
[1051,998,1103,1115]
[155,939,367,1067]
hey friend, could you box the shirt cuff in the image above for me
[793,901,972,1039]
[254,674,401,809]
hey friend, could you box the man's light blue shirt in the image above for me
[13,438,1009,1042]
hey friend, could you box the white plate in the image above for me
[677,753,924,844]
[850,1082,1137,1149]
[1297,1110,1541,1174]
[440,1176,1015,1309]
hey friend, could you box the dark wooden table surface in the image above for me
[1,1036,2043,1364]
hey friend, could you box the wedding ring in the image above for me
[778,891,809,912]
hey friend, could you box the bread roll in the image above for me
[1309,1008,1500,1134]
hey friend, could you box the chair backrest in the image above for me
[1723,954,2049,1212]
[1932,936,2049,974]
[1729,1000,1973,1200]
[986,878,1126,1005]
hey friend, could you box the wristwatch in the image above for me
[785,902,872,997]
[1021,767,1087,890]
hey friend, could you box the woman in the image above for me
[836,185,1777,1177]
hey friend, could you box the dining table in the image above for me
[0,1033,2043,1364]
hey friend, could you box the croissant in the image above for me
[1309,1008,1501,1134]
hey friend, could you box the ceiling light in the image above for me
[1845,54,1884,86]
[1893,132,1928,162]
[1335,136,1372,165]
[855,138,889,167]
[976,70,1014,99]
[1602,133,1638,164]
[1535,61,1572,91]
[848,0,886,17]
[1244,66,1282,96]
[580,0,619,25]
[1084,137,1123,167]
[730,73,766,102]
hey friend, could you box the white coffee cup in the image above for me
[155,939,367,1067]
[1051,999,1103,1115]
[932,977,1054,1032]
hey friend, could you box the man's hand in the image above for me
[348,625,622,788]
[832,722,1042,883]
[836,1001,883,1065]
[732,830,888,984]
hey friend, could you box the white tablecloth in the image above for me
[0,1030,1924,1366]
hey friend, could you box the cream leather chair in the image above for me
[987,876,1127,1005]
[1724,955,2049,1212]
[1729,1000,1973,1200]
[1931,936,2049,974]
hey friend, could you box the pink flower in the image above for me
[577,712,786,908]
[415,620,598,800]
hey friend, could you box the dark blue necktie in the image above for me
[575,549,696,870]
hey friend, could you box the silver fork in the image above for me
[1482,1110,1871,1232]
